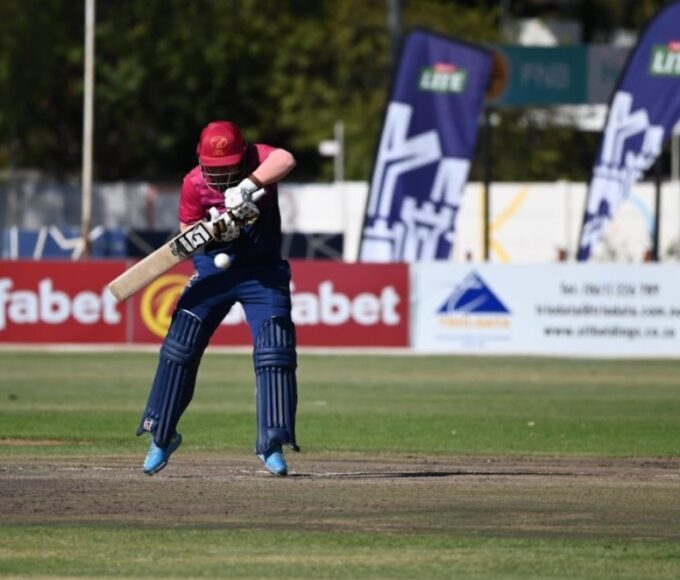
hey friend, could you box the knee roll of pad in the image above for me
[137,309,205,447]
[254,317,300,455]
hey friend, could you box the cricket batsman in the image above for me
[137,120,299,476]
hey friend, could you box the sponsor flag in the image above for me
[577,0,680,260]
[359,29,493,262]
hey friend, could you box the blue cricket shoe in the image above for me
[143,432,182,475]
[258,444,288,476]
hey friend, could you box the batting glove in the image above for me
[224,178,261,225]
[208,207,240,242]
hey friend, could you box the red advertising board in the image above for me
[132,261,409,347]
[0,260,409,347]
[0,260,127,343]
[291,261,408,346]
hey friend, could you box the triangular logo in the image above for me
[438,272,510,314]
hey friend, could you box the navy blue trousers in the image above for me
[180,256,293,335]
[138,256,297,451]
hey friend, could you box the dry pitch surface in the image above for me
[2,453,679,541]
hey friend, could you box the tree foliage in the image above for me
[0,0,672,183]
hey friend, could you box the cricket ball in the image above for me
[213,253,232,270]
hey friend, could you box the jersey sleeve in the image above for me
[178,174,204,224]
[253,143,277,165]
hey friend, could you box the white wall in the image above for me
[278,180,680,263]
[452,181,680,263]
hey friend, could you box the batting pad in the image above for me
[254,317,300,455]
[137,309,204,447]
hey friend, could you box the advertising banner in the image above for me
[491,45,587,105]
[578,0,680,260]
[0,261,126,343]
[0,261,409,348]
[586,45,630,104]
[488,45,629,106]
[131,261,410,347]
[412,263,680,357]
[359,29,492,262]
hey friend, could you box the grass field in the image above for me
[1,350,679,578]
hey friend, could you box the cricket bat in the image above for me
[108,189,264,302]
[107,220,214,302]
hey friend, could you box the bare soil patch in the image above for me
[0,439,70,447]
[1,454,678,541]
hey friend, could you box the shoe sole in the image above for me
[143,459,168,476]
[143,437,182,476]
[264,464,288,477]
[258,453,288,477]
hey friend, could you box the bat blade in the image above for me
[108,221,213,302]
[107,189,265,302]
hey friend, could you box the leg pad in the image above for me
[254,317,300,455]
[137,309,204,447]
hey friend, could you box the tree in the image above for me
[0,0,85,175]
[0,0,671,184]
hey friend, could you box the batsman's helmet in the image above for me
[197,121,246,192]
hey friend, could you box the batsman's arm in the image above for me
[247,148,296,186]
[224,149,295,220]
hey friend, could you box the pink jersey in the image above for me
[178,143,277,225]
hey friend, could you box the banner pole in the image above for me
[653,156,662,262]
[81,0,96,259]
[482,107,493,262]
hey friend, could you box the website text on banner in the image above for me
[412,263,680,357]
[0,261,409,347]
[578,0,680,260]
[359,29,493,262]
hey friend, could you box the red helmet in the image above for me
[197,121,246,192]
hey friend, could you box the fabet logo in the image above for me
[649,42,680,76]
[419,62,468,93]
